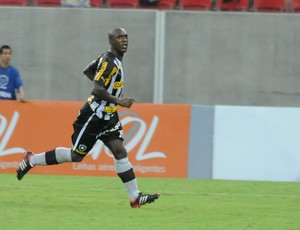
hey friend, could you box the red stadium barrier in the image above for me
[0,101,190,178]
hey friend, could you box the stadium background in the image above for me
[1,5,300,182]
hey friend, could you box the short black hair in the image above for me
[0,45,12,54]
[108,28,126,43]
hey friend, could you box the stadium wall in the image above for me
[1,8,300,106]
[0,7,156,102]
[163,11,300,107]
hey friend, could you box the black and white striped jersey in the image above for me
[88,51,124,120]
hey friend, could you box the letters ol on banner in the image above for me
[0,101,190,178]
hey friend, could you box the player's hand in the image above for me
[117,97,135,108]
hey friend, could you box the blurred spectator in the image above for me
[0,45,25,102]
[61,0,90,7]
[139,0,159,7]
[286,0,291,11]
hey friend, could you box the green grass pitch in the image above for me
[0,174,299,230]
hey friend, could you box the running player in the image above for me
[16,27,160,208]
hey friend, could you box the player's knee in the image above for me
[113,147,128,160]
[71,151,85,162]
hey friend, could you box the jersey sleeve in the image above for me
[94,58,118,87]
[86,55,102,74]
[86,60,98,74]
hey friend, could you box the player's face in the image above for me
[0,49,12,64]
[111,30,128,54]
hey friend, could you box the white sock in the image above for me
[29,152,46,166]
[29,147,72,166]
[114,157,139,200]
[124,179,140,200]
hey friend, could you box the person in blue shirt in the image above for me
[0,45,25,101]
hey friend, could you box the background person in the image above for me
[0,45,25,102]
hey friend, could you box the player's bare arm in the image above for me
[117,97,135,108]
[91,79,135,108]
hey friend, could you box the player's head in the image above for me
[0,45,12,65]
[108,28,128,55]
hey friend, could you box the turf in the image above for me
[0,174,299,230]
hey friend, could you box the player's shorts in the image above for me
[71,103,123,155]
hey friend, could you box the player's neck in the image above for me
[109,49,123,61]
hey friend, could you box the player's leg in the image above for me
[16,148,84,181]
[104,139,139,199]
[104,139,160,208]
[29,147,85,166]
[100,114,160,208]
[16,104,98,180]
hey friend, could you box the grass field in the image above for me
[0,174,299,230]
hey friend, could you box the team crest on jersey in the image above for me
[79,144,87,152]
